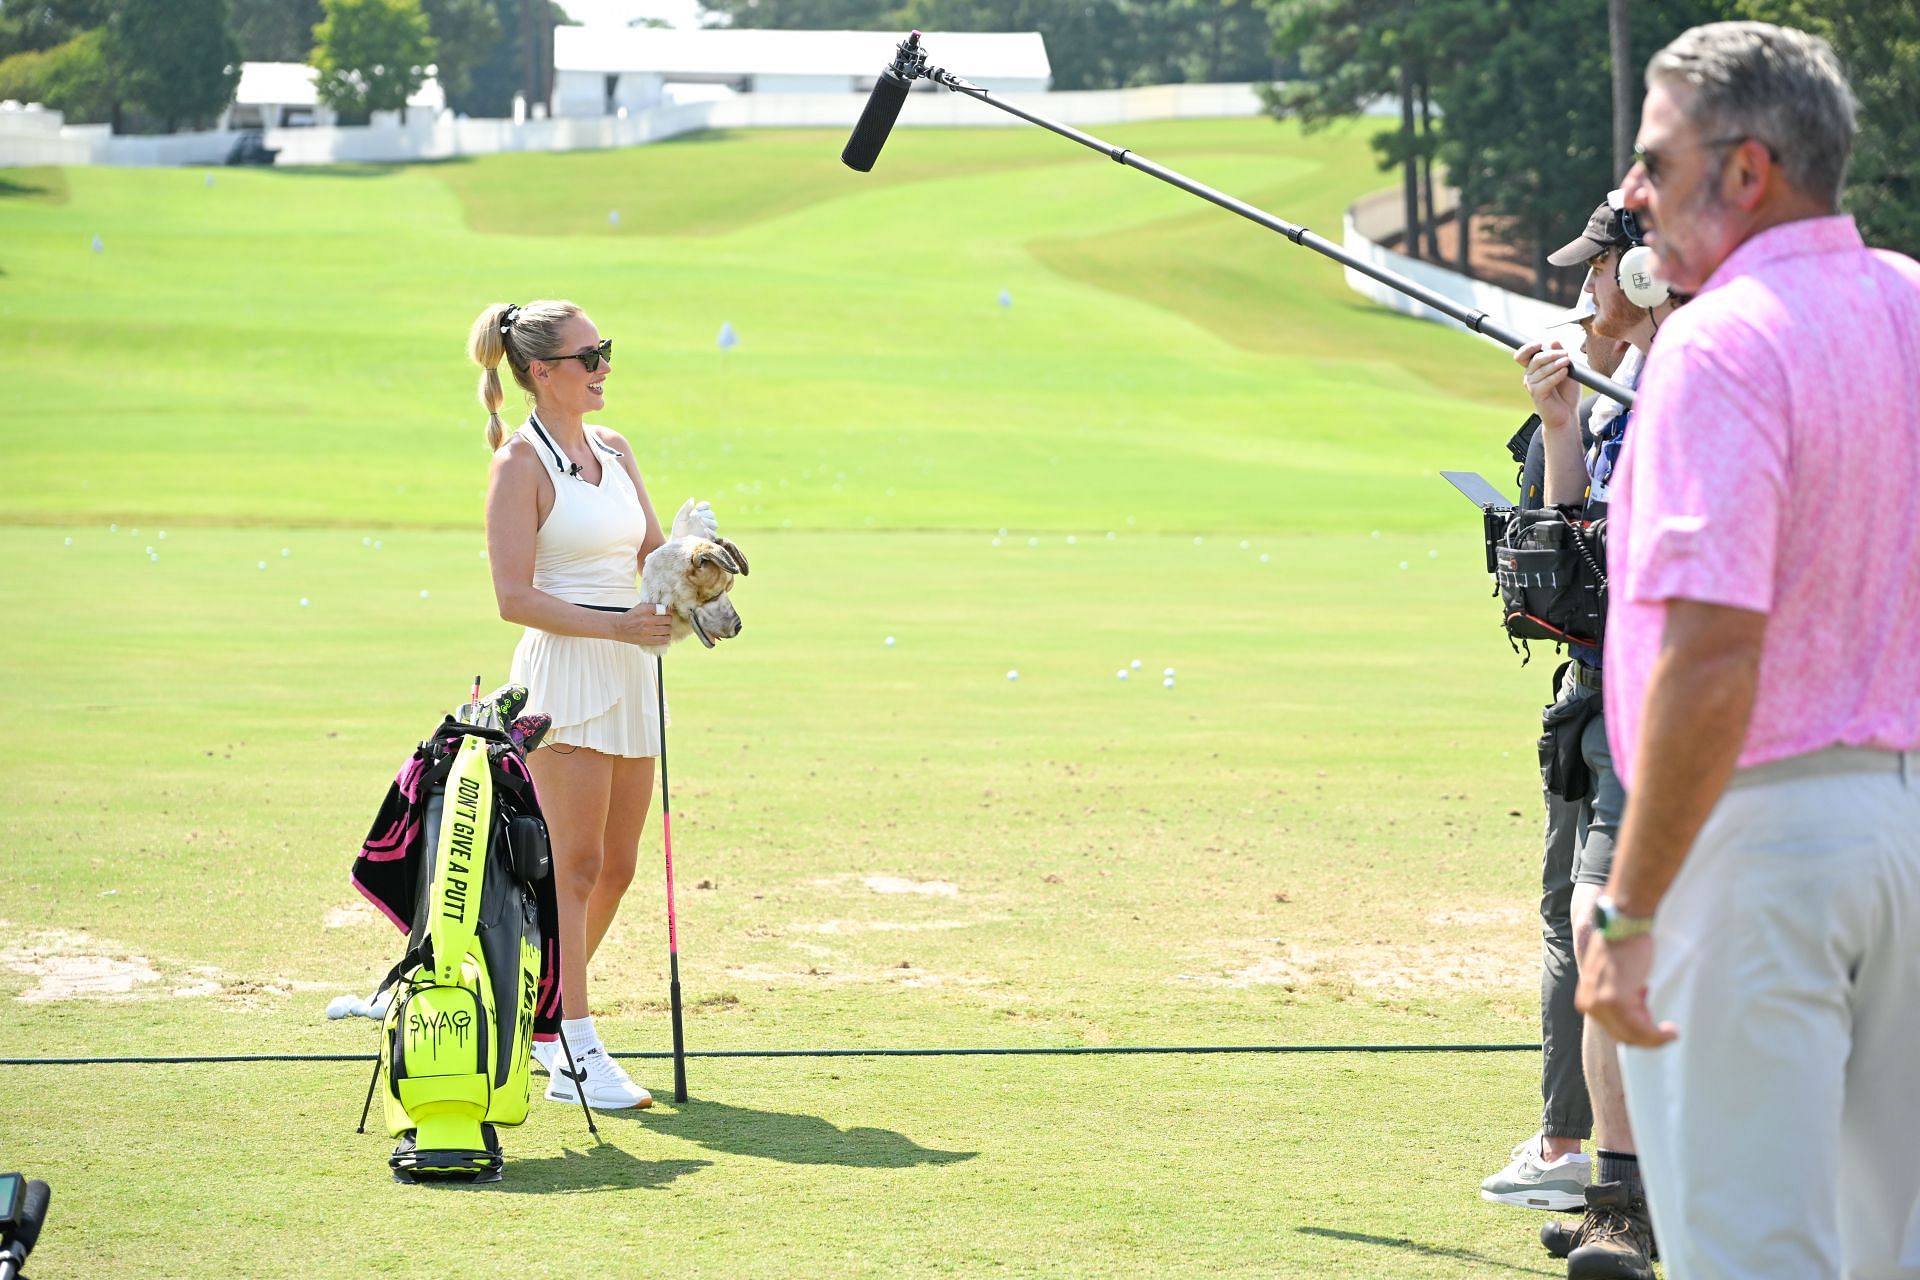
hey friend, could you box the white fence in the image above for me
[1341,185,1571,348]
[1,83,1268,169]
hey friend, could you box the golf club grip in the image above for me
[669,968,688,1103]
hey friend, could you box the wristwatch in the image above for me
[1592,895,1655,943]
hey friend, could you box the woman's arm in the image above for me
[485,437,671,646]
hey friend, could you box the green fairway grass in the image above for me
[1,121,1598,1278]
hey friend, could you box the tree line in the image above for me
[1,0,1910,268]
[0,0,560,129]
[1266,0,1918,293]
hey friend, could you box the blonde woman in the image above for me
[469,299,716,1109]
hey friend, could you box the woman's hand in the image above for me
[1516,340,1581,433]
[614,602,675,647]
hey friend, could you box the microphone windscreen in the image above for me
[15,1180,49,1253]
[841,70,910,173]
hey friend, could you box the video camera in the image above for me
[0,1173,51,1280]
[1442,470,1607,659]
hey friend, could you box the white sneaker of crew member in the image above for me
[544,1041,653,1109]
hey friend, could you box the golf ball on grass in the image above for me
[1163,677,1175,689]
[1007,670,1018,681]
[885,636,895,646]
[325,994,356,1020]
[1116,669,1129,680]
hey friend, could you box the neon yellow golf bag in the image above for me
[353,719,560,1183]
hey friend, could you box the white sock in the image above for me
[561,1016,599,1054]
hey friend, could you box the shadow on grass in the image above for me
[631,1097,977,1169]
[488,1143,712,1194]
[1295,1227,1557,1276]
[0,168,68,202]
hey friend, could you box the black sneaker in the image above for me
[1565,1181,1656,1280]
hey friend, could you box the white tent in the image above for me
[551,27,1051,117]
[220,62,446,130]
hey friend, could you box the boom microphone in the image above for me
[0,1180,50,1280]
[841,31,922,172]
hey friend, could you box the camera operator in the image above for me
[1485,192,1676,1280]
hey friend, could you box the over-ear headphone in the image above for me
[1609,188,1670,309]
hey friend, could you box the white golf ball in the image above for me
[1164,667,1175,677]
[1260,553,1270,564]
[257,561,267,570]
[1399,561,1409,570]
[373,540,382,549]
[158,531,166,540]
[1240,540,1249,549]
[1007,670,1018,681]
[326,994,355,1020]
[1106,531,1115,540]
[1130,659,1142,669]
[992,538,1001,547]
[131,528,138,536]
[885,636,895,646]
[1428,548,1438,558]
[145,546,153,554]
[1193,536,1204,545]
[419,589,430,599]
[1028,537,1038,547]
[110,523,118,533]
[63,537,72,546]
[1371,530,1381,539]
[1116,669,1129,680]
[362,536,371,546]
[1066,535,1076,545]
[1163,677,1175,689]
[300,598,309,607]
[281,547,289,557]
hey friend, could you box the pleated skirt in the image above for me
[510,627,668,758]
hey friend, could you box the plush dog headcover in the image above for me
[638,535,749,655]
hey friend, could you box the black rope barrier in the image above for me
[0,1043,1539,1067]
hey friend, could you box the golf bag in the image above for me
[350,707,562,1182]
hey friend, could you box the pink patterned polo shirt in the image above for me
[1605,215,1920,782]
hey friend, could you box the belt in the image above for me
[1728,744,1916,790]
[1568,662,1603,694]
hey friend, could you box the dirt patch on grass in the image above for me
[1186,929,1534,995]
[794,917,994,935]
[323,901,380,929]
[863,875,958,897]
[0,926,305,1007]
[0,929,162,1002]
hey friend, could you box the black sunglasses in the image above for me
[541,339,613,373]
[1631,135,1761,187]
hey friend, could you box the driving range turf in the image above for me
[2,120,1595,1277]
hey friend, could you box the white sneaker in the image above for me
[544,1044,653,1109]
[1480,1134,1590,1211]
[531,1037,557,1075]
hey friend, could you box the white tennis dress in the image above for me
[508,420,665,757]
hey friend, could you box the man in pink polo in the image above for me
[1575,21,1920,1279]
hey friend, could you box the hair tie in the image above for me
[499,304,522,335]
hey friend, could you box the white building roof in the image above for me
[233,61,445,109]
[553,27,1050,82]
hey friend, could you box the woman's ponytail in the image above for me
[468,303,514,450]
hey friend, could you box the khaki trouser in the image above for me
[1621,746,1920,1279]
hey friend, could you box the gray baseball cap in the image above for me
[1547,199,1633,267]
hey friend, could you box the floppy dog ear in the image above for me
[697,538,749,577]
